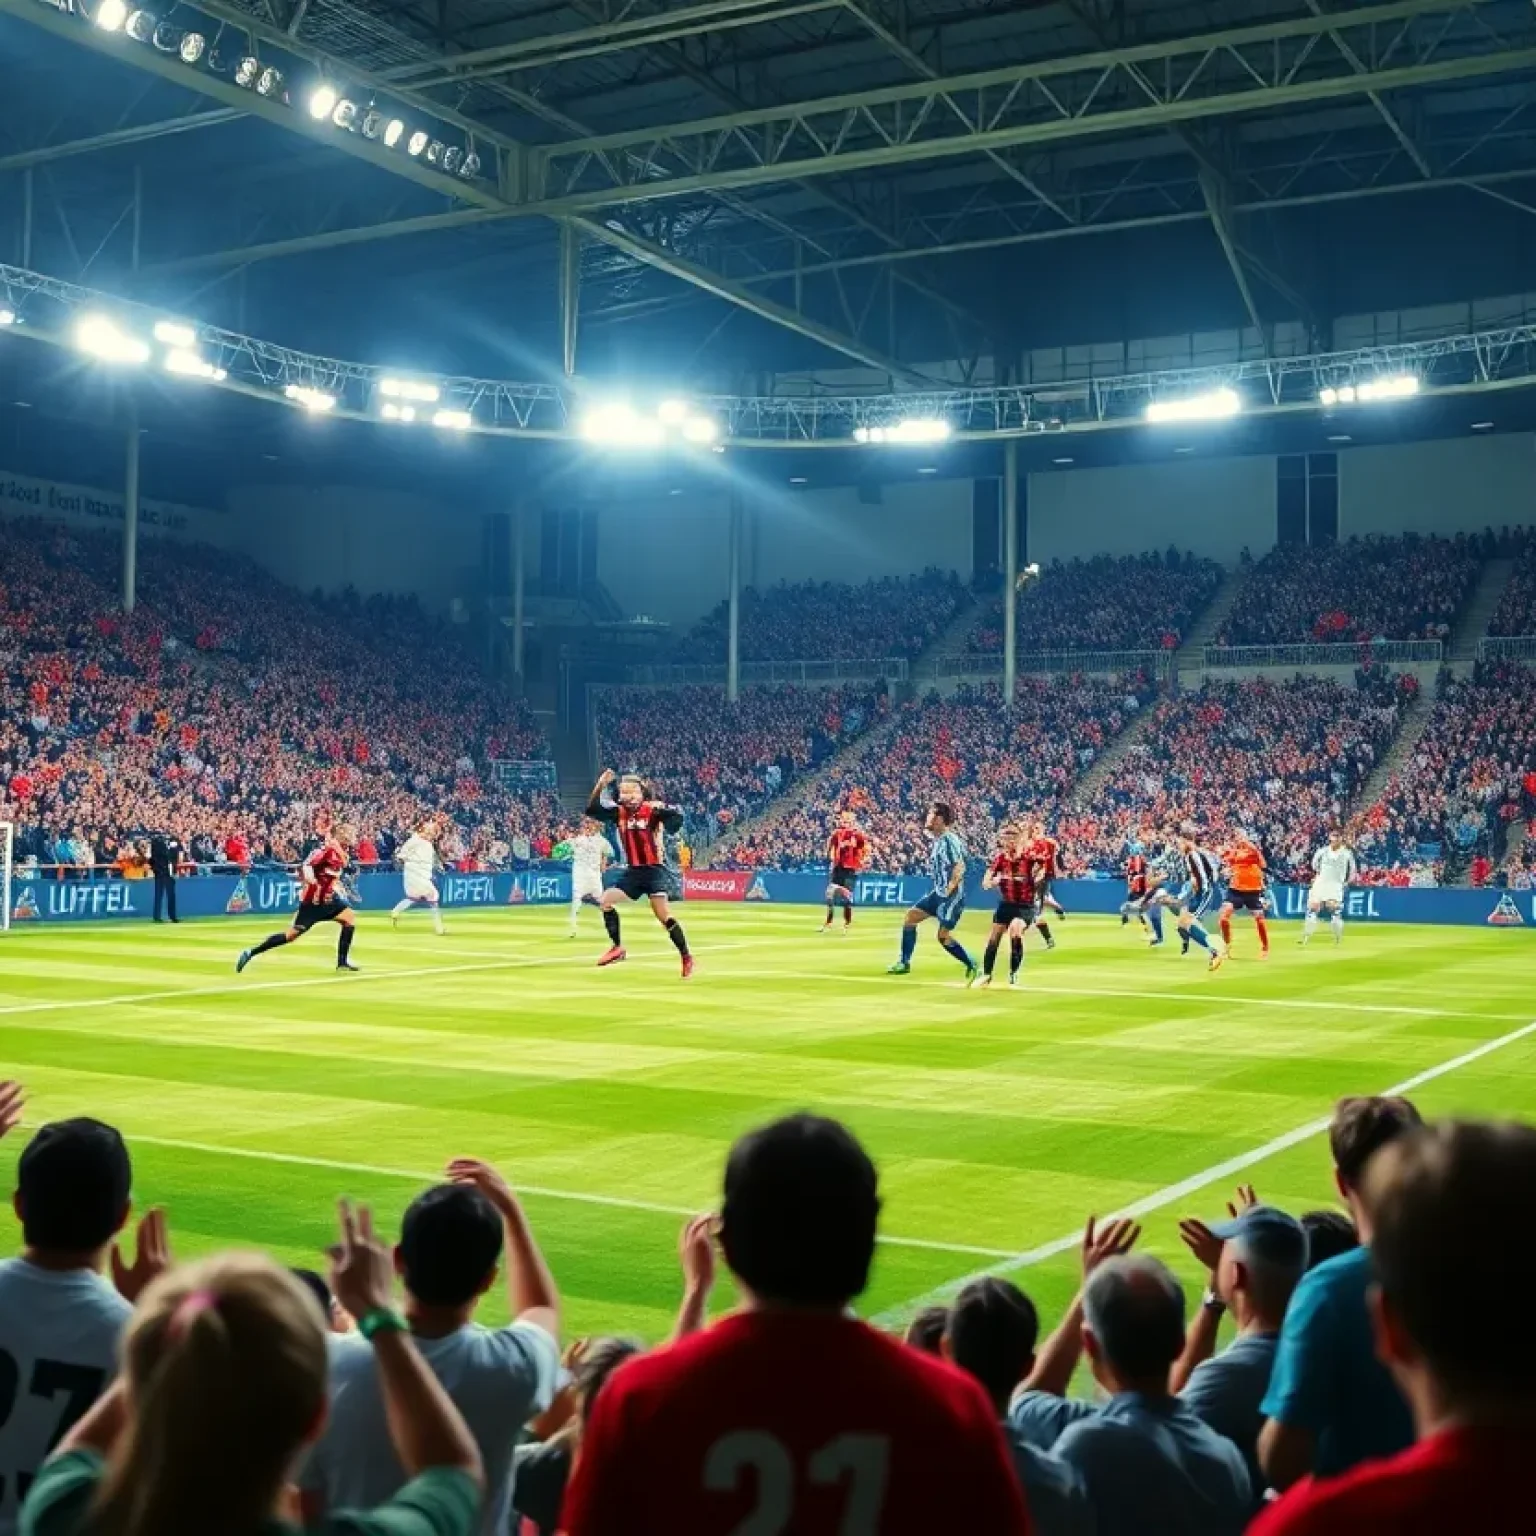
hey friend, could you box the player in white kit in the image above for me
[567,818,612,937]
[391,820,445,934]
[1301,828,1358,947]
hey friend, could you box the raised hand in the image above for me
[1227,1184,1258,1219]
[111,1207,173,1303]
[327,1199,396,1320]
[446,1158,518,1217]
[679,1214,717,1298]
[1178,1217,1223,1273]
[1081,1215,1141,1277]
[0,1081,23,1140]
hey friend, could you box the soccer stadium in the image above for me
[1,0,1535,1531]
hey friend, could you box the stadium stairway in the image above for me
[551,724,596,814]
[1350,685,1434,819]
[921,585,986,664]
[1066,704,1160,809]
[1448,557,1515,662]
[1173,565,1249,685]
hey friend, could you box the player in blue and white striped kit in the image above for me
[887,802,978,982]
[1160,829,1228,971]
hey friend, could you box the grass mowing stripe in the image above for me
[870,1016,1536,1325]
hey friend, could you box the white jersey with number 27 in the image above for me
[1311,844,1358,901]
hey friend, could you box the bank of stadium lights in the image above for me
[284,383,336,413]
[74,314,150,365]
[852,419,952,445]
[379,377,439,404]
[0,310,16,328]
[1144,387,1242,424]
[580,399,721,449]
[1319,375,1420,406]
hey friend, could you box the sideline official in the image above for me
[149,831,183,923]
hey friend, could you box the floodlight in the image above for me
[333,99,358,130]
[379,377,439,403]
[151,20,180,50]
[383,119,405,148]
[1337,385,1357,402]
[178,31,204,63]
[433,409,472,431]
[407,131,429,157]
[0,310,16,326]
[580,401,664,448]
[234,56,259,87]
[854,418,951,444]
[284,383,336,413]
[308,84,338,120]
[381,403,416,422]
[680,414,719,444]
[256,66,283,97]
[442,146,463,174]
[1144,387,1241,424]
[424,141,446,166]
[153,319,196,348]
[164,349,225,381]
[656,398,689,425]
[361,110,383,139]
[1319,387,1338,406]
[124,9,155,42]
[93,0,127,30]
[75,314,150,365]
[459,152,480,179]
[1357,374,1420,402]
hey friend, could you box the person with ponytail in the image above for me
[19,1202,485,1536]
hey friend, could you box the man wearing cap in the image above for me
[1172,1191,1309,1507]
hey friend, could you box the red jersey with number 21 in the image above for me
[829,828,870,871]
[561,1311,1031,1536]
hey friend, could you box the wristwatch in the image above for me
[357,1307,409,1342]
[1201,1287,1227,1315]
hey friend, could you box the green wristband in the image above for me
[357,1307,409,1342]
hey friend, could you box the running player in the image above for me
[1120,841,1152,933]
[823,811,871,932]
[1301,828,1359,947]
[973,824,1034,988]
[888,802,977,981]
[390,818,444,934]
[567,817,612,938]
[586,770,693,977]
[237,824,359,973]
[1025,820,1066,949]
[1219,832,1270,957]
[1159,828,1227,971]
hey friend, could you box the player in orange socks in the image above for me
[1219,833,1270,957]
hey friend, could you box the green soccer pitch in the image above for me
[0,905,1532,1341]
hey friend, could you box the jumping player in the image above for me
[586,770,693,978]
[1301,828,1359,947]
[391,818,444,934]
[1026,820,1066,950]
[823,811,871,932]
[1159,828,1227,971]
[888,802,977,982]
[974,824,1034,988]
[237,823,359,973]
[1219,832,1270,957]
[567,817,612,938]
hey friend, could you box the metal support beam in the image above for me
[1199,167,1266,336]
[727,489,742,705]
[121,396,139,615]
[0,111,241,174]
[559,221,580,378]
[1002,438,1018,710]
[512,503,526,685]
[21,168,32,269]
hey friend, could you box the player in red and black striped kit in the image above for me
[973,824,1035,988]
[236,823,360,974]
[822,812,872,932]
[1026,820,1068,950]
[586,769,693,977]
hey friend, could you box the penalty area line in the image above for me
[868,1016,1536,1327]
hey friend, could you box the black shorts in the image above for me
[293,897,350,931]
[830,865,860,892]
[1225,888,1266,912]
[614,865,676,902]
[991,902,1032,928]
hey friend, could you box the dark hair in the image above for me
[929,802,954,826]
[574,1337,644,1424]
[1300,1209,1359,1270]
[1366,1120,1536,1395]
[17,1118,131,1252]
[946,1279,1040,1410]
[720,1113,879,1308]
[1330,1096,1423,1188]
[1083,1257,1185,1387]
[398,1184,503,1308]
[290,1268,333,1319]
[904,1306,949,1357]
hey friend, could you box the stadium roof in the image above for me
[5,0,1536,394]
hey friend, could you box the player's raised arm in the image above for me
[656,802,686,834]
[586,769,619,821]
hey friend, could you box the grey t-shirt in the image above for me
[302,1321,560,1536]
[1181,1331,1278,1505]
[1000,1420,1095,1536]
[0,1260,130,1536]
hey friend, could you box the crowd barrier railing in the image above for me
[1478,636,1536,663]
[916,650,1170,680]
[621,657,910,686]
[1202,640,1444,669]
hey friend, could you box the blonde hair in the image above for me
[93,1253,327,1536]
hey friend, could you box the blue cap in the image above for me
[1208,1205,1309,1270]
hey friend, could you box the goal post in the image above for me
[0,822,11,934]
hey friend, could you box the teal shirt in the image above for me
[21,1451,478,1536]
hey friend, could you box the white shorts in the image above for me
[1309,884,1344,910]
[573,871,605,901]
[403,875,439,902]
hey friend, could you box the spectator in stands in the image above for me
[1259,1096,1424,1489]
[0,1089,173,1536]
[21,1206,485,1536]
[1252,1119,1534,1533]
[904,1305,950,1357]
[1299,1209,1358,1270]
[1172,1196,1308,1506]
[1012,1255,1251,1536]
[1488,541,1536,637]
[561,1113,1030,1534]
[942,1278,1094,1534]
[301,1159,560,1536]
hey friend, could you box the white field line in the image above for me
[869,1017,1536,1325]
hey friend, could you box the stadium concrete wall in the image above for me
[1338,433,1536,538]
[1028,455,1277,565]
[0,469,230,545]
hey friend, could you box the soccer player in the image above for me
[391,818,445,934]
[888,802,976,981]
[822,811,871,932]
[1302,828,1359,947]
[567,817,613,938]
[1220,832,1271,958]
[1161,829,1227,972]
[1026,819,1067,949]
[586,770,693,978]
[974,824,1034,988]
[1119,841,1152,933]
[237,823,359,973]
[560,1113,1031,1535]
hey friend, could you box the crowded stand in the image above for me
[967,550,1223,655]
[670,570,966,662]
[724,673,1157,873]
[1488,543,1536,637]
[1217,534,1482,646]
[1070,674,1409,880]
[0,521,557,873]
[595,683,886,844]
[1355,660,1536,877]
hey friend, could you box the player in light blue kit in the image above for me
[887,801,978,982]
